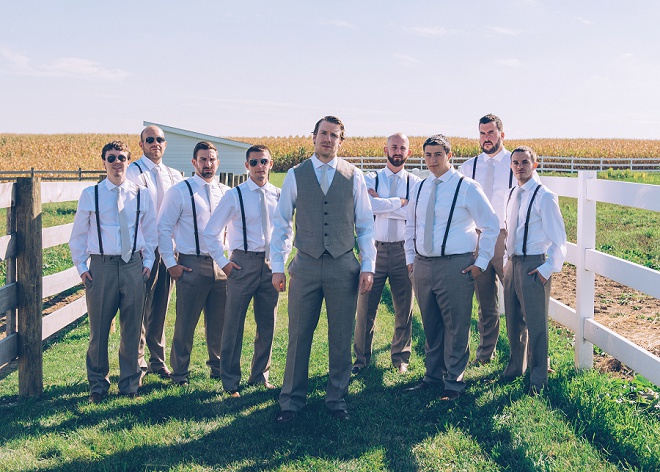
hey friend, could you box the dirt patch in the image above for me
[552,264,660,378]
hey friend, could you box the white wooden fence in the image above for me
[345,155,660,173]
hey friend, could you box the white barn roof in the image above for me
[143,121,251,177]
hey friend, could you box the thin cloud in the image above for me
[575,17,594,25]
[406,26,447,37]
[490,27,522,36]
[392,53,421,68]
[321,19,354,28]
[0,46,130,80]
[496,58,521,67]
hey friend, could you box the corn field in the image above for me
[2,133,660,172]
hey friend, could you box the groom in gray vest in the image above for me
[271,116,376,423]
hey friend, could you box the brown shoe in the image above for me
[89,392,104,404]
[275,409,297,424]
[152,367,172,380]
[227,390,241,398]
[249,381,277,390]
[397,364,408,374]
[469,358,489,367]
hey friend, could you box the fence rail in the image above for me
[343,155,660,173]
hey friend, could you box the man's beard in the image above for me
[387,154,406,167]
[481,138,502,155]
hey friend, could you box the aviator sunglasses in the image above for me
[104,154,129,163]
[249,158,270,167]
[145,136,166,144]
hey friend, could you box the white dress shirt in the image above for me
[404,167,500,269]
[504,174,567,280]
[69,178,157,275]
[270,155,377,274]
[458,148,512,229]
[126,155,184,211]
[366,167,421,243]
[157,175,230,269]
[204,178,280,269]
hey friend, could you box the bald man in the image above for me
[127,125,184,380]
[353,133,421,376]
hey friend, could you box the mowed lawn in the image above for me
[0,171,658,471]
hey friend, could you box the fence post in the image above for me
[575,171,596,369]
[78,167,82,181]
[5,187,17,335]
[15,177,43,398]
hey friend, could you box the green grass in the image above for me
[0,284,659,470]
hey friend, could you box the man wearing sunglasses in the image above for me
[204,145,280,398]
[271,116,376,423]
[69,141,157,403]
[157,141,230,386]
[127,125,184,382]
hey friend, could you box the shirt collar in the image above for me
[104,178,130,191]
[312,154,337,170]
[384,167,405,179]
[192,174,211,188]
[437,166,457,183]
[519,173,541,192]
[479,147,508,164]
[139,155,159,170]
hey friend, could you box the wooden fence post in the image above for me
[15,177,43,397]
[5,188,17,335]
[575,171,596,369]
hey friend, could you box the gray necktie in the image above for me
[423,179,440,253]
[259,188,270,260]
[115,187,131,262]
[206,183,215,214]
[506,187,523,256]
[152,165,165,209]
[319,164,330,195]
[483,158,494,202]
[388,174,398,241]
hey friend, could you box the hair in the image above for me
[312,115,345,141]
[511,145,538,162]
[101,140,131,160]
[479,114,504,132]
[245,144,272,161]
[193,141,218,159]
[423,134,451,154]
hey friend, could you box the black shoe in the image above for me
[351,366,363,375]
[329,409,350,421]
[88,392,104,404]
[152,367,172,380]
[439,389,461,401]
[528,385,544,397]
[275,409,297,424]
[175,380,188,386]
[405,381,432,391]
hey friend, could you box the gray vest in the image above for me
[293,158,356,259]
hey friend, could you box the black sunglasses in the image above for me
[104,154,129,163]
[249,158,270,167]
[145,136,166,144]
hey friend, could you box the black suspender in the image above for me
[441,177,464,257]
[94,185,103,256]
[506,184,543,256]
[235,186,248,252]
[183,180,201,256]
[413,175,465,257]
[472,155,514,188]
[95,184,141,257]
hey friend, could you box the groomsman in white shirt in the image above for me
[127,125,184,380]
[353,133,420,375]
[501,146,566,395]
[157,141,230,386]
[69,140,157,403]
[204,144,280,397]
[458,114,513,365]
[405,134,499,401]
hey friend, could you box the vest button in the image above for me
[324,212,328,215]
[324,222,328,226]
[324,233,328,236]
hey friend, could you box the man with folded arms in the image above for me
[157,141,230,386]
[69,140,156,403]
[501,146,566,395]
[405,134,499,401]
[353,133,420,376]
[127,125,183,380]
[204,144,280,398]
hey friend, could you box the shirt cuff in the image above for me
[163,255,178,269]
[361,260,375,273]
[474,256,490,271]
[536,263,552,281]
[76,262,89,276]
[271,262,285,274]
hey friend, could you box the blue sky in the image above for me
[1,1,658,139]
